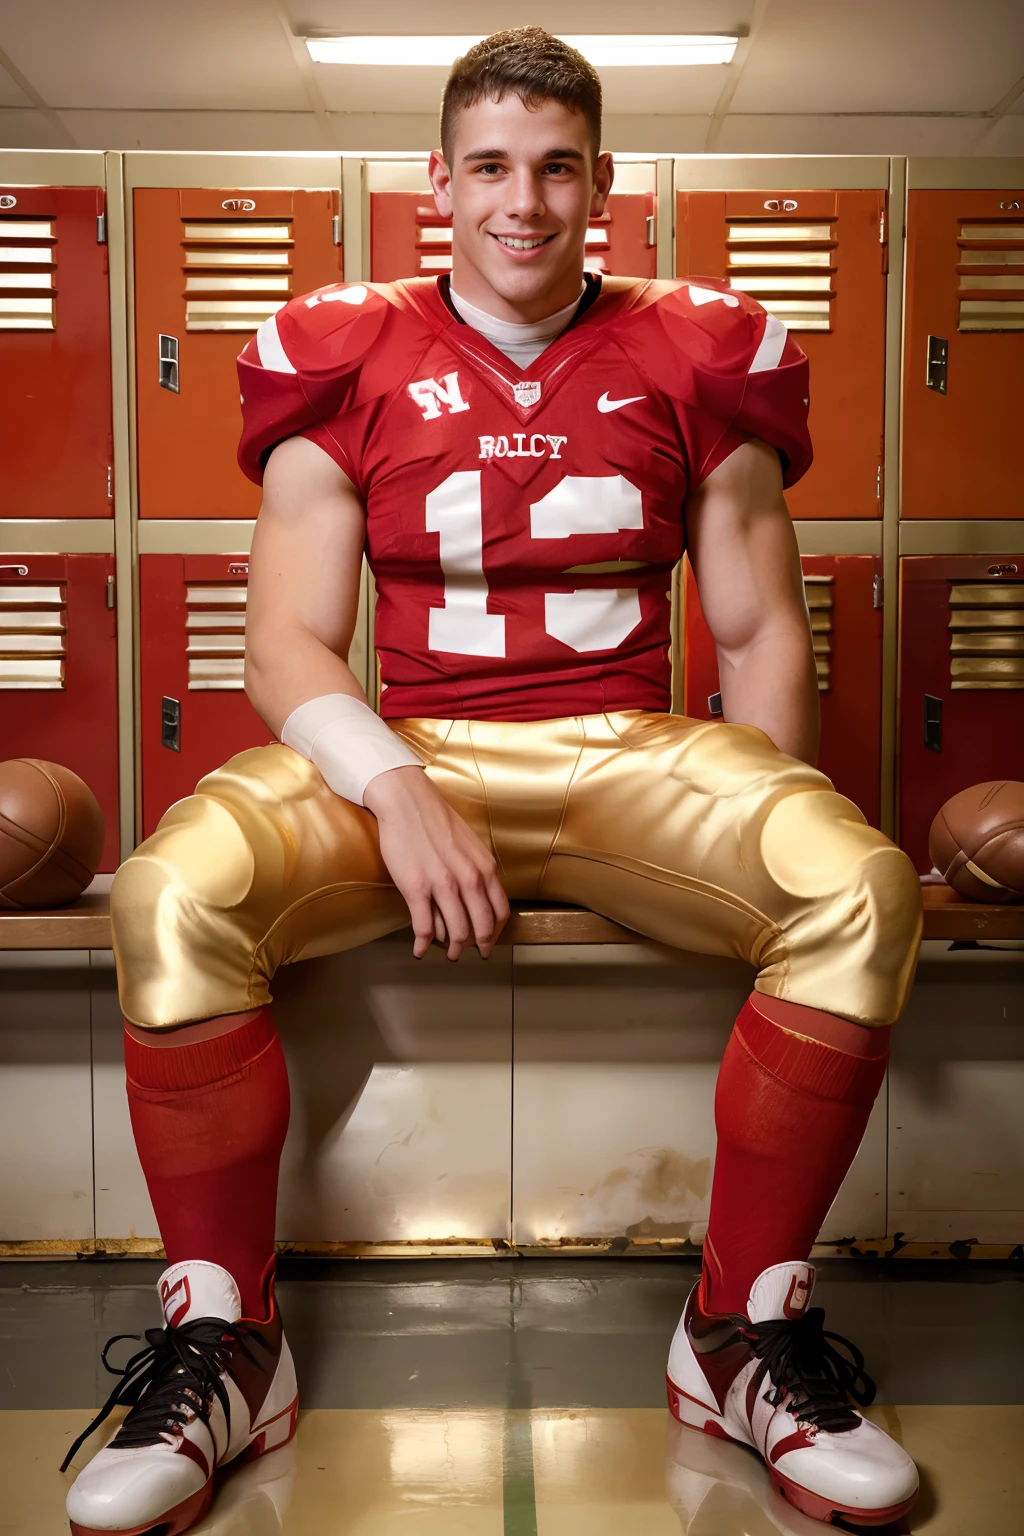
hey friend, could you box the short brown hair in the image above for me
[440,27,602,165]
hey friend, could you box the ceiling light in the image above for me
[305,35,739,67]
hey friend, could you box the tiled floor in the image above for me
[3,1258,1023,1534]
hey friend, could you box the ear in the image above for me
[590,151,614,218]
[429,149,454,218]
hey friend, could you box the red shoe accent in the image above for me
[235,1393,300,1468]
[666,1374,748,1448]
[770,1464,919,1527]
[69,1481,213,1536]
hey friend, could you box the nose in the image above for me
[503,167,546,223]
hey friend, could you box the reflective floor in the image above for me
[3,1258,1022,1534]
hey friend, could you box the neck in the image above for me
[448,261,587,324]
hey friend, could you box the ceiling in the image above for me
[1,0,1022,157]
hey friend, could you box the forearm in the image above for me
[245,622,366,739]
[717,625,820,765]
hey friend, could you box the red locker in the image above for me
[676,190,887,520]
[899,555,1024,872]
[140,554,273,835]
[682,554,884,826]
[370,190,656,281]
[0,554,119,869]
[903,188,1024,518]
[134,188,341,519]
[0,186,112,518]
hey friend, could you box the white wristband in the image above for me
[280,694,424,806]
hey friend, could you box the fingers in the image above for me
[407,887,437,960]
[431,877,474,961]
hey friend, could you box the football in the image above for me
[0,759,105,910]
[928,780,1024,904]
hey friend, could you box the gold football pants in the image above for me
[111,712,922,1031]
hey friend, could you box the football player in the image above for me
[65,28,922,1535]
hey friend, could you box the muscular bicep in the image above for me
[684,439,808,662]
[246,434,366,664]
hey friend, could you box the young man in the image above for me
[65,28,922,1535]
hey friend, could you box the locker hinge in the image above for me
[105,574,115,609]
[924,695,943,753]
[872,573,884,610]
[106,465,113,500]
[926,336,948,394]
[161,697,181,753]
[646,214,656,247]
[332,213,342,245]
[159,334,179,394]
[876,464,883,502]
[96,212,107,244]
[879,208,885,244]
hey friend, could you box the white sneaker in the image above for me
[666,1261,919,1526]
[666,1414,834,1534]
[64,1259,298,1536]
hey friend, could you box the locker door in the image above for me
[899,555,1024,871]
[683,554,883,826]
[903,189,1024,519]
[134,188,341,519]
[370,190,656,281]
[140,554,273,835]
[0,554,119,869]
[0,187,112,518]
[676,190,887,520]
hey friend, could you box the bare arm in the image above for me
[245,435,508,958]
[685,439,819,764]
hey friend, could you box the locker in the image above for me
[899,555,1024,872]
[676,189,887,519]
[134,187,341,519]
[140,554,272,835]
[370,189,657,282]
[682,554,884,826]
[903,187,1024,519]
[0,186,112,518]
[0,554,119,870]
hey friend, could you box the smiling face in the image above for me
[428,92,614,324]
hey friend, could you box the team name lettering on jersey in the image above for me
[478,433,567,460]
[408,372,470,421]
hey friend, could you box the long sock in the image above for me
[124,1007,290,1318]
[702,993,890,1317]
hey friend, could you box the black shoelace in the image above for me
[740,1306,876,1434]
[59,1317,252,1473]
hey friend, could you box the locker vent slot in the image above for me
[804,574,833,691]
[412,208,612,275]
[0,217,56,330]
[948,581,1024,689]
[957,222,1024,331]
[726,220,835,332]
[181,220,293,332]
[185,585,247,689]
[0,582,65,688]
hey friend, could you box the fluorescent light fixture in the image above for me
[305,34,739,67]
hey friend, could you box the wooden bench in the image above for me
[1,877,1021,949]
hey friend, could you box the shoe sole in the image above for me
[68,1394,299,1536]
[667,1373,918,1528]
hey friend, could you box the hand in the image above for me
[363,766,510,960]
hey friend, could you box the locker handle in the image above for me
[923,695,943,754]
[227,562,249,576]
[159,334,179,394]
[999,200,1021,211]
[764,198,798,212]
[161,697,181,753]
[0,564,29,576]
[0,194,16,209]
[925,336,948,394]
[988,563,1019,576]
[222,198,256,212]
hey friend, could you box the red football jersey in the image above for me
[238,275,811,721]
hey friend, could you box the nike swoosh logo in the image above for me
[597,392,647,413]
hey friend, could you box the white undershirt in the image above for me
[448,284,586,369]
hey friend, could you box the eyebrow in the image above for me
[461,146,587,164]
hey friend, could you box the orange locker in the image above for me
[134,188,341,519]
[1,554,119,869]
[682,554,884,826]
[0,186,112,518]
[370,190,657,281]
[676,190,887,520]
[140,554,272,835]
[903,187,1024,518]
[899,555,1024,872]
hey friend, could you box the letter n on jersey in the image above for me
[408,372,470,421]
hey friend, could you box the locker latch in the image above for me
[161,696,181,753]
[926,336,948,394]
[645,214,656,247]
[159,334,179,394]
[332,214,342,245]
[872,574,884,610]
[106,574,115,609]
[96,213,107,244]
[708,691,724,717]
[923,695,943,753]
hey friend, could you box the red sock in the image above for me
[702,993,890,1317]
[124,1007,289,1319]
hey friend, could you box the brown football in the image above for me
[0,759,105,910]
[928,780,1024,904]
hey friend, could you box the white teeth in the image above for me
[496,235,549,250]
